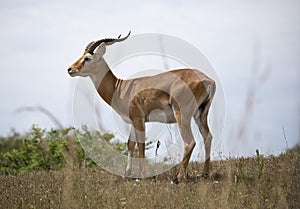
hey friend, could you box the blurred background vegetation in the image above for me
[0,125,131,175]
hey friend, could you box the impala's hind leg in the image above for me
[173,107,195,183]
[194,99,213,177]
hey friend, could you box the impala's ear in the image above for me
[94,42,106,60]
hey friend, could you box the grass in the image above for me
[1,145,299,209]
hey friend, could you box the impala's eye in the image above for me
[84,56,92,62]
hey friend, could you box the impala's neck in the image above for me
[89,59,119,106]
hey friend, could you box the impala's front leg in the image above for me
[134,121,146,178]
[124,128,136,177]
[124,121,146,178]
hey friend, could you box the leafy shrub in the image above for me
[0,125,122,175]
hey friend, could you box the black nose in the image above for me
[67,68,72,73]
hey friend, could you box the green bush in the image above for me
[0,125,120,175]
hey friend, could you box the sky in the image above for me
[0,0,299,159]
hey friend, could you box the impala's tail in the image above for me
[202,79,216,110]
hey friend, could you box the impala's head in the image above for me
[67,31,131,77]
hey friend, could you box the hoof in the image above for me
[123,170,132,178]
[171,177,180,184]
[201,173,210,179]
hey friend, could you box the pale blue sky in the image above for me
[0,0,299,158]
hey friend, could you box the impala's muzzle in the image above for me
[68,68,79,77]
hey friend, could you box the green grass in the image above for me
[1,145,299,209]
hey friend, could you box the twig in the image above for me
[282,125,289,150]
[155,140,161,156]
[15,105,63,129]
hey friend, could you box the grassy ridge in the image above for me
[1,146,299,208]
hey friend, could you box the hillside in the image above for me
[1,144,299,209]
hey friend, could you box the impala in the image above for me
[67,32,216,183]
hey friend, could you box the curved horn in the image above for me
[85,31,131,54]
